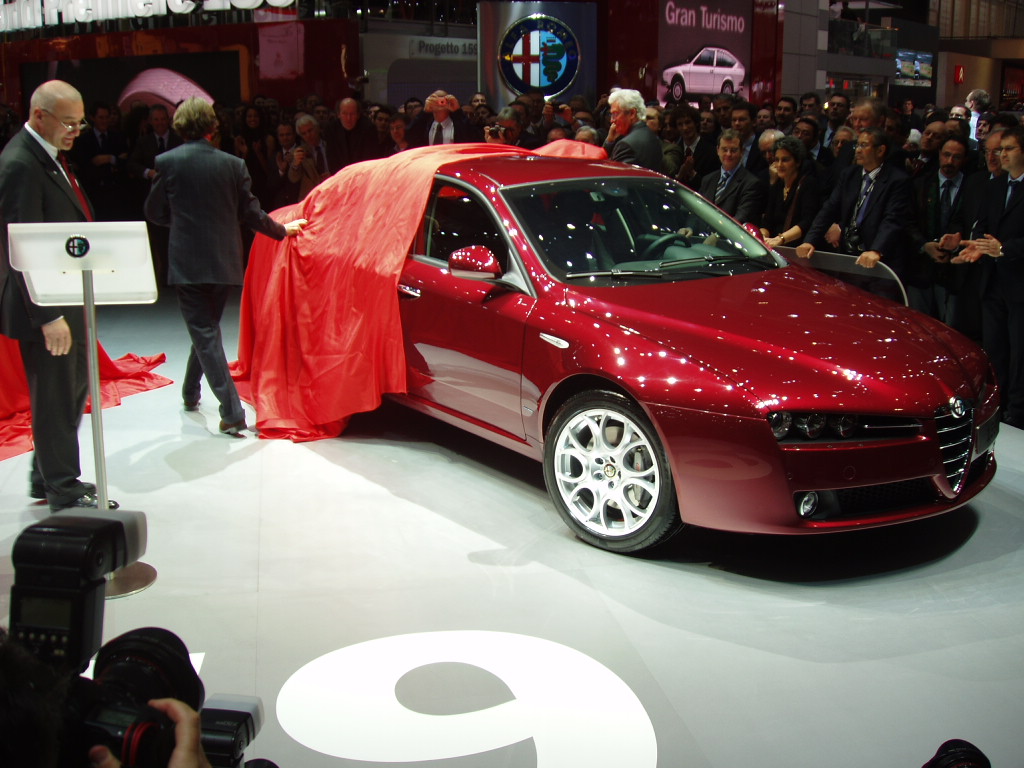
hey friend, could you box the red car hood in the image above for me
[565,265,988,415]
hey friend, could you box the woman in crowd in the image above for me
[235,105,276,206]
[760,136,821,249]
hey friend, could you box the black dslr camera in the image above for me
[843,223,866,254]
[7,513,269,768]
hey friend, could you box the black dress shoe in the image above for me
[31,481,95,500]
[50,492,120,512]
[184,400,200,412]
[218,418,247,437]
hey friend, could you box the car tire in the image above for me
[543,390,683,553]
[670,77,686,103]
[721,81,734,95]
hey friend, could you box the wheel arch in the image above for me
[540,374,636,439]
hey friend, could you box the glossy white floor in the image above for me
[2,293,1023,768]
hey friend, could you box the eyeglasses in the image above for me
[41,108,88,133]
[999,145,1021,154]
[855,141,875,149]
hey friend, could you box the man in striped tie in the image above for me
[698,128,767,226]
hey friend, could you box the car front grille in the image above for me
[935,404,974,494]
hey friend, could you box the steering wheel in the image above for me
[638,232,690,261]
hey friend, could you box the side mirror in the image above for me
[742,222,765,242]
[449,245,502,279]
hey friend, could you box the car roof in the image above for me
[433,153,661,189]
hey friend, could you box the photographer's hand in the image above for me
[88,698,212,768]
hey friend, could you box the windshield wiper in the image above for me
[564,269,669,280]
[660,253,772,269]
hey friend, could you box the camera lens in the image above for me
[93,627,204,709]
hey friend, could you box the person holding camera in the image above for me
[797,127,913,297]
[89,698,213,768]
[408,90,481,147]
[1,627,213,768]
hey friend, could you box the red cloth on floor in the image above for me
[0,334,171,461]
[233,143,534,441]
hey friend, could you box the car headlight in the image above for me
[768,411,864,441]
[768,411,792,440]
[794,413,827,439]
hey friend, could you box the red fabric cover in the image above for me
[0,335,171,461]
[233,143,534,441]
[534,138,609,160]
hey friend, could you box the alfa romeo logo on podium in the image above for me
[65,235,90,258]
[498,14,580,97]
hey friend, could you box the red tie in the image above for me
[58,152,93,221]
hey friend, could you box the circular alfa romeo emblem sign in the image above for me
[498,14,580,97]
[65,235,89,258]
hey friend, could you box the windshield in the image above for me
[503,177,781,284]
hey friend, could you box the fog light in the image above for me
[768,411,793,440]
[794,413,826,439]
[797,491,819,518]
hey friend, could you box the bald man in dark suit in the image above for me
[0,80,118,510]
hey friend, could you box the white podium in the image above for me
[8,221,158,597]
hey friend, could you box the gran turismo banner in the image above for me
[657,0,753,104]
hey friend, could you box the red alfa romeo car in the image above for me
[248,149,999,554]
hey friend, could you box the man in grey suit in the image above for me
[0,80,119,510]
[145,98,305,436]
[603,89,665,174]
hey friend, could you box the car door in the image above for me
[691,48,716,92]
[397,180,535,442]
[714,49,738,91]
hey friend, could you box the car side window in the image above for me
[422,183,509,271]
[696,49,715,67]
[717,51,736,67]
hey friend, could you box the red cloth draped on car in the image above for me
[0,335,171,461]
[233,143,542,441]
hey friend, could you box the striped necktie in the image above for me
[715,171,731,202]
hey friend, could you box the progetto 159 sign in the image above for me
[0,0,294,33]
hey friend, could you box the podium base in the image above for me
[106,561,158,598]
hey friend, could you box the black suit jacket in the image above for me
[805,163,913,278]
[906,172,966,290]
[70,128,128,190]
[0,129,91,340]
[323,118,380,172]
[407,110,483,148]
[699,164,767,226]
[144,140,286,286]
[744,132,767,173]
[608,121,665,174]
[127,130,184,180]
[678,136,720,190]
[971,174,1024,298]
